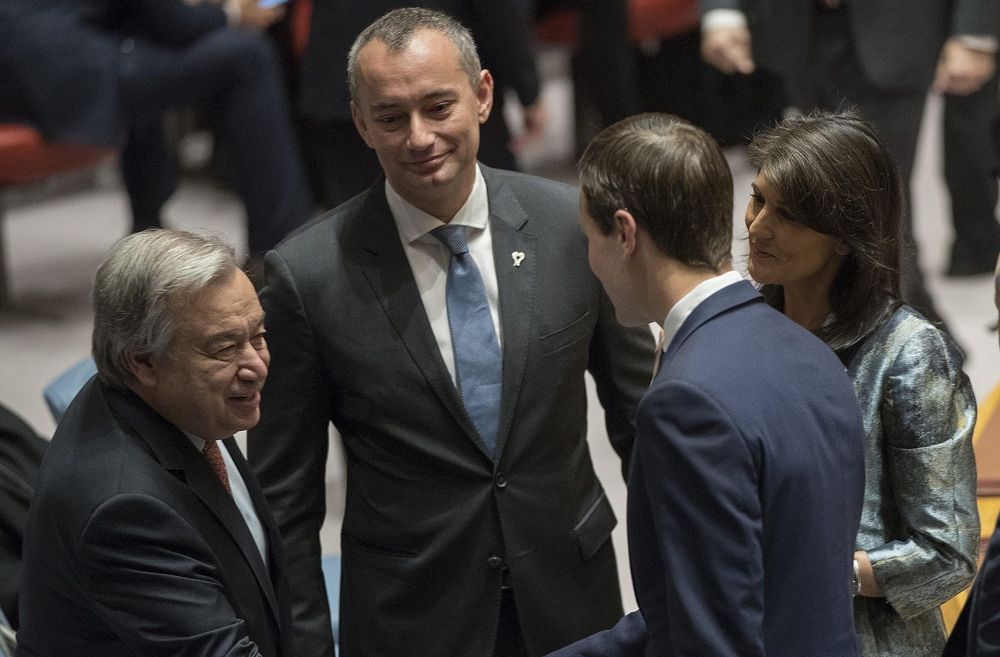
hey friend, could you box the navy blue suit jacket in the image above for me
[548,281,866,657]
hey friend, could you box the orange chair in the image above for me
[0,124,115,308]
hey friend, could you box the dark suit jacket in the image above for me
[248,165,654,657]
[547,282,866,657]
[944,514,1000,657]
[0,0,227,146]
[699,0,1000,93]
[16,378,291,657]
[297,0,539,123]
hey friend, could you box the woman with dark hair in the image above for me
[744,110,979,657]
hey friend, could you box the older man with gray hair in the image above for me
[17,229,290,657]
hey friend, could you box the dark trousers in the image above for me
[944,68,1000,273]
[802,5,945,327]
[494,588,528,657]
[117,29,311,254]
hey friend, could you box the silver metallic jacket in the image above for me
[841,306,979,657]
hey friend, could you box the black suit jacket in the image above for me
[548,282,866,657]
[249,165,654,657]
[944,514,1000,657]
[0,0,226,146]
[16,378,290,657]
[699,0,1000,93]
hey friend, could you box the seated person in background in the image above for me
[0,0,312,261]
[745,111,979,657]
[0,403,46,631]
[547,112,866,657]
[16,229,291,656]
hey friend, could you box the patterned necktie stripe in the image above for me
[202,440,233,495]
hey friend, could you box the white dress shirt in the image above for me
[386,165,502,386]
[185,433,268,565]
[660,270,745,354]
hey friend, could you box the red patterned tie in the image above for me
[202,440,232,495]
[650,328,666,383]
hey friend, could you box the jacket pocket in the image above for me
[573,491,617,560]
[539,310,592,355]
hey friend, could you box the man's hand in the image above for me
[701,25,755,75]
[933,38,996,95]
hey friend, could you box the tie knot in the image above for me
[431,224,470,256]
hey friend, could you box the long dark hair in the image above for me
[747,110,902,351]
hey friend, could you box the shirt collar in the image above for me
[387,165,489,243]
[661,270,745,353]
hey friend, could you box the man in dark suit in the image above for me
[941,254,1000,657]
[295,0,545,209]
[699,0,1000,329]
[0,0,311,258]
[248,8,653,657]
[546,113,866,657]
[16,230,290,656]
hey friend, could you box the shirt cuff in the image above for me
[702,9,748,33]
[223,0,241,25]
[956,34,999,54]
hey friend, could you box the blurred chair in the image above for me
[0,124,115,309]
[43,356,97,424]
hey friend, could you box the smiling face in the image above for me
[131,269,269,440]
[745,173,847,298]
[350,28,493,220]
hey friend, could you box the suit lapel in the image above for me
[353,184,484,451]
[104,388,281,627]
[484,169,537,458]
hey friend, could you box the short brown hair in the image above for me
[578,113,733,270]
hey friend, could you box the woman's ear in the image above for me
[835,240,851,256]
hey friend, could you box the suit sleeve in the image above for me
[248,251,336,657]
[586,288,655,478]
[951,0,1000,38]
[866,327,979,620]
[469,0,540,106]
[123,0,228,46]
[79,493,262,656]
[972,522,1000,656]
[638,380,766,657]
[543,611,648,657]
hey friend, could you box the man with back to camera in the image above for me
[16,229,291,656]
[247,7,654,657]
[545,113,866,656]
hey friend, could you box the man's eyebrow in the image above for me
[370,89,455,111]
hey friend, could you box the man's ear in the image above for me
[613,209,638,257]
[351,100,375,148]
[126,350,158,389]
[476,69,494,124]
[835,239,851,256]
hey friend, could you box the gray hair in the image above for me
[92,229,239,389]
[347,7,481,100]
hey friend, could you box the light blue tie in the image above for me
[432,224,503,456]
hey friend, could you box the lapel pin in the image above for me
[512,251,525,267]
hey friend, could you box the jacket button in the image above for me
[494,473,507,488]
[487,556,504,569]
